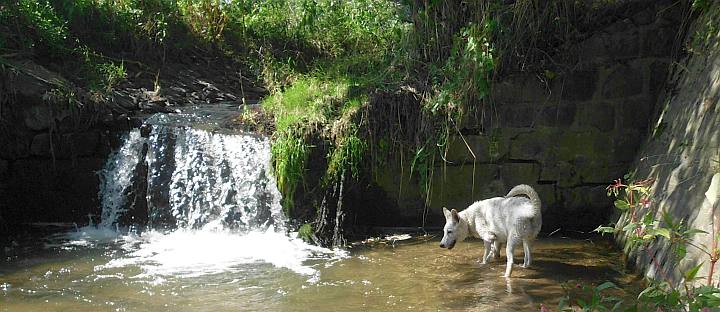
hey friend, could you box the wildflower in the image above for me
[640,198,651,209]
[606,179,624,196]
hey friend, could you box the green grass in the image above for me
[325,126,367,183]
[263,76,349,131]
[271,126,310,213]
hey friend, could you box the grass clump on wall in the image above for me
[271,126,310,213]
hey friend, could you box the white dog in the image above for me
[439,184,542,277]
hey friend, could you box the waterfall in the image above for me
[98,129,145,228]
[77,110,343,278]
[98,113,285,233]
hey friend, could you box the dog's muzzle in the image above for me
[439,241,455,250]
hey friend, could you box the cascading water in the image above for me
[110,113,284,232]
[98,129,145,228]
[74,108,342,278]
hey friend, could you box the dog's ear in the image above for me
[442,207,450,219]
[451,209,460,223]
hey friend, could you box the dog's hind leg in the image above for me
[521,240,532,268]
[503,237,518,277]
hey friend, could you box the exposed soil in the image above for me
[1,52,271,132]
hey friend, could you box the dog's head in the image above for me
[440,207,461,250]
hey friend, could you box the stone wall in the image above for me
[0,63,134,233]
[623,9,720,284]
[369,0,684,233]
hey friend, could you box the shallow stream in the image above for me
[1,226,640,312]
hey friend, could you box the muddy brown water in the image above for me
[1,228,641,312]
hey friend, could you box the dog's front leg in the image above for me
[481,240,492,264]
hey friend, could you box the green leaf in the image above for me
[637,285,662,299]
[544,69,557,80]
[662,212,675,227]
[684,228,708,236]
[622,222,638,232]
[641,212,655,225]
[601,295,621,302]
[653,228,671,239]
[558,295,569,309]
[596,281,618,292]
[614,199,630,210]
[684,263,703,281]
[675,244,687,259]
[576,299,587,307]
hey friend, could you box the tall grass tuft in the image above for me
[271,127,310,213]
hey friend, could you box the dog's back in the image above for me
[477,197,537,240]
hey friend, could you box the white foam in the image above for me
[87,227,345,278]
[46,226,123,249]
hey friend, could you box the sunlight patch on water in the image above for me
[102,227,343,278]
[59,226,347,280]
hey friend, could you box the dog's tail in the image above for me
[506,184,541,216]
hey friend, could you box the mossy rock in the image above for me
[499,163,541,188]
[372,155,424,205]
[444,135,492,164]
[428,163,501,210]
[557,131,613,162]
[509,127,562,161]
